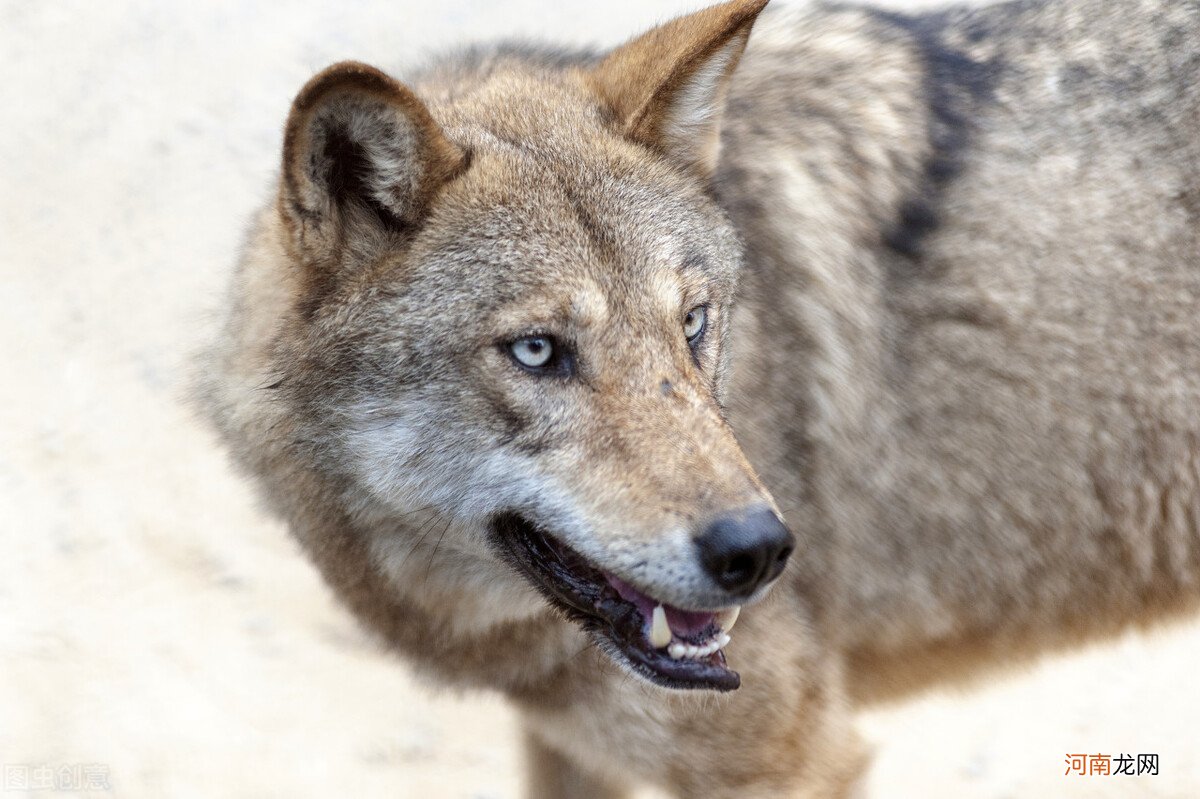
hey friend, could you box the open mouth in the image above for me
[490,512,741,691]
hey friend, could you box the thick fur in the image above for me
[201,0,1200,796]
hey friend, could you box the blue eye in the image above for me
[510,336,553,368]
[684,305,707,342]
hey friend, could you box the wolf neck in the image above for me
[715,6,962,622]
[716,2,939,435]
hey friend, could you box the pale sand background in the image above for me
[2,1,1198,796]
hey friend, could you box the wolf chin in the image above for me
[201,0,1200,795]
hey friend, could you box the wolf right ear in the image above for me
[278,62,467,269]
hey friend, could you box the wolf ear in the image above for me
[278,61,466,267]
[590,0,768,180]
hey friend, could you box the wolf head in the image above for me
[272,0,785,689]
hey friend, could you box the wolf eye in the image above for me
[509,336,555,369]
[683,305,707,343]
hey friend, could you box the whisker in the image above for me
[423,518,453,587]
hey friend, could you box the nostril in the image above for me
[766,541,794,582]
[722,552,759,585]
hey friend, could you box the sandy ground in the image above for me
[2,1,1198,796]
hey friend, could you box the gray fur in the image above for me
[202,0,1200,795]
[723,0,1200,697]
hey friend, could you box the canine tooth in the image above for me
[649,605,672,648]
[717,633,731,649]
[668,642,687,659]
[717,606,740,632]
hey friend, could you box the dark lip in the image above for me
[489,511,740,692]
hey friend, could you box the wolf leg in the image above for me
[523,727,629,799]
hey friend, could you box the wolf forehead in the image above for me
[384,57,746,289]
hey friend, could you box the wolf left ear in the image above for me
[591,0,768,180]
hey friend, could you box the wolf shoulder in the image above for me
[725,0,1200,349]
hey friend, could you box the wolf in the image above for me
[201,0,1200,795]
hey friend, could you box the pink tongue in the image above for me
[605,574,716,637]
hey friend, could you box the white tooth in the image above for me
[685,644,699,659]
[717,606,740,632]
[668,642,687,659]
[649,605,672,648]
[717,633,731,649]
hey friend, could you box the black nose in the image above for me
[696,507,795,595]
